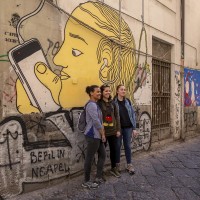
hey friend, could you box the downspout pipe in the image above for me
[181,0,185,60]
[180,0,185,140]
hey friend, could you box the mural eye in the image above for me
[72,49,83,57]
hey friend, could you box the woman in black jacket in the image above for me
[98,84,121,178]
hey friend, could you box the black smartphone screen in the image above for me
[13,40,41,63]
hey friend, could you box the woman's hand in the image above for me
[102,134,106,143]
[132,130,138,138]
[116,131,121,137]
[99,129,106,142]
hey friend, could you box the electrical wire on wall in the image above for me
[137,0,148,66]
[118,0,122,83]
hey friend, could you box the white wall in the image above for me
[184,0,200,68]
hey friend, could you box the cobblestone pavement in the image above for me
[10,136,200,200]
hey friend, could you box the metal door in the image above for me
[152,58,171,140]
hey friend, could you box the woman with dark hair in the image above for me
[82,85,106,189]
[114,84,137,175]
[98,84,121,178]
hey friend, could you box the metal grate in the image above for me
[152,58,171,129]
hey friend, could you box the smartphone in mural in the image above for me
[8,38,60,113]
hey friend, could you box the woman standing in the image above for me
[82,85,106,189]
[98,85,121,178]
[114,84,137,175]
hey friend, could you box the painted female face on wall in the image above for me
[53,18,103,108]
[15,2,135,114]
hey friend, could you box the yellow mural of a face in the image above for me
[54,18,103,108]
[16,2,136,113]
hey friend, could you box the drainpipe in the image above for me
[180,0,185,140]
[181,0,185,61]
[118,0,122,76]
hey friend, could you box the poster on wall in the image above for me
[184,68,200,107]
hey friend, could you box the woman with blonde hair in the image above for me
[114,84,137,175]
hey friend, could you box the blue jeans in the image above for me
[116,127,133,164]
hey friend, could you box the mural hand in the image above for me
[35,62,61,105]
[16,79,40,113]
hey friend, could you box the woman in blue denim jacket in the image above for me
[114,84,137,175]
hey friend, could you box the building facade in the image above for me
[0,0,200,198]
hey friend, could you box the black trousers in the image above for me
[84,136,106,182]
[105,135,118,168]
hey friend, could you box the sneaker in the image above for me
[82,181,99,189]
[94,177,105,184]
[116,163,121,173]
[110,167,121,178]
[126,164,135,175]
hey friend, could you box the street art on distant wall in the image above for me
[184,68,200,106]
[0,0,152,198]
